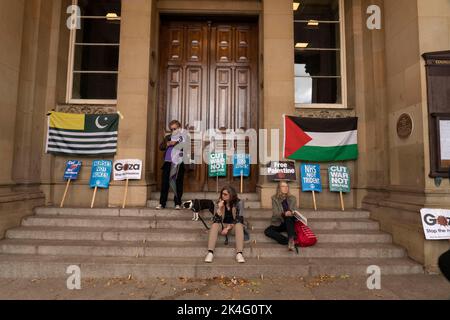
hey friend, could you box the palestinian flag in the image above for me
[46,111,119,156]
[284,115,358,162]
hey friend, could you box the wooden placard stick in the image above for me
[90,186,98,208]
[60,179,71,208]
[240,171,243,194]
[340,191,345,211]
[216,175,219,194]
[312,190,317,211]
[122,179,129,209]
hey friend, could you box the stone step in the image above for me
[0,254,424,278]
[0,239,406,259]
[150,192,260,202]
[147,199,261,209]
[34,207,371,220]
[6,227,393,244]
[22,215,380,231]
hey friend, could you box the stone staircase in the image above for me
[0,205,424,279]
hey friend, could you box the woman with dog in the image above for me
[205,186,246,263]
[264,181,298,251]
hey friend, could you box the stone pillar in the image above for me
[259,0,296,208]
[108,0,154,207]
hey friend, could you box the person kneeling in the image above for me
[205,186,245,264]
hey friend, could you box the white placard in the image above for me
[113,159,142,181]
[439,120,450,160]
[420,208,450,240]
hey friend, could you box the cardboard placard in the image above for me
[233,154,251,177]
[63,160,82,180]
[89,160,112,189]
[420,209,450,240]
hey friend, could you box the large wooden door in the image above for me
[157,18,259,192]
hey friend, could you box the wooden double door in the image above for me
[157,18,259,193]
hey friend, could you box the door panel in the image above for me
[157,19,258,193]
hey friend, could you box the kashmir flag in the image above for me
[46,112,119,156]
[284,115,358,162]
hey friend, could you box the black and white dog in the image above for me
[182,199,216,230]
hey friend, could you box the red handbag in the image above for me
[294,220,317,247]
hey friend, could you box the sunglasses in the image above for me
[170,127,178,131]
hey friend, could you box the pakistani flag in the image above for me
[284,116,358,162]
[46,112,119,156]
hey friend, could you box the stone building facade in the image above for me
[0,0,449,271]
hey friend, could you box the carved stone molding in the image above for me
[294,109,356,118]
[56,104,117,114]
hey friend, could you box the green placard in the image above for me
[328,165,351,193]
[208,153,227,177]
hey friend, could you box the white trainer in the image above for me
[236,253,245,263]
[204,252,214,263]
[175,205,181,210]
[155,204,164,210]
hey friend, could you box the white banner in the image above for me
[113,159,142,181]
[420,208,450,240]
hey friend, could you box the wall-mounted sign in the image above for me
[397,113,413,139]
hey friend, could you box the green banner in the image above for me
[208,153,227,177]
[328,165,351,193]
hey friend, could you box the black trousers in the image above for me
[160,162,185,207]
[264,217,296,245]
[438,248,450,282]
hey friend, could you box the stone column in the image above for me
[259,0,296,208]
[108,0,154,207]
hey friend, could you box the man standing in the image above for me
[156,120,186,210]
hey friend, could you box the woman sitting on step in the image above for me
[204,186,245,264]
[265,181,298,251]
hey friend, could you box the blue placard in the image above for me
[63,160,82,180]
[89,160,112,189]
[233,154,251,177]
[300,164,322,192]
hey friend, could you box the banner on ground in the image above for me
[328,165,351,193]
[89,160,112,188]
[208,153,227,177]
[113,159,142,181]
[420,209,450,240]
[63,160,82,180]
[46,111,119,156]
[284,115,358,162]
[300,164,322,192]
[233,154,251,177]
[266,161,297,182]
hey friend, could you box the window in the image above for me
[67,0,121,104]
[293,0,346,108]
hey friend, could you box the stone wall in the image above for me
[362,0,450,271]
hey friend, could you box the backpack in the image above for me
[294,220,317,247]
